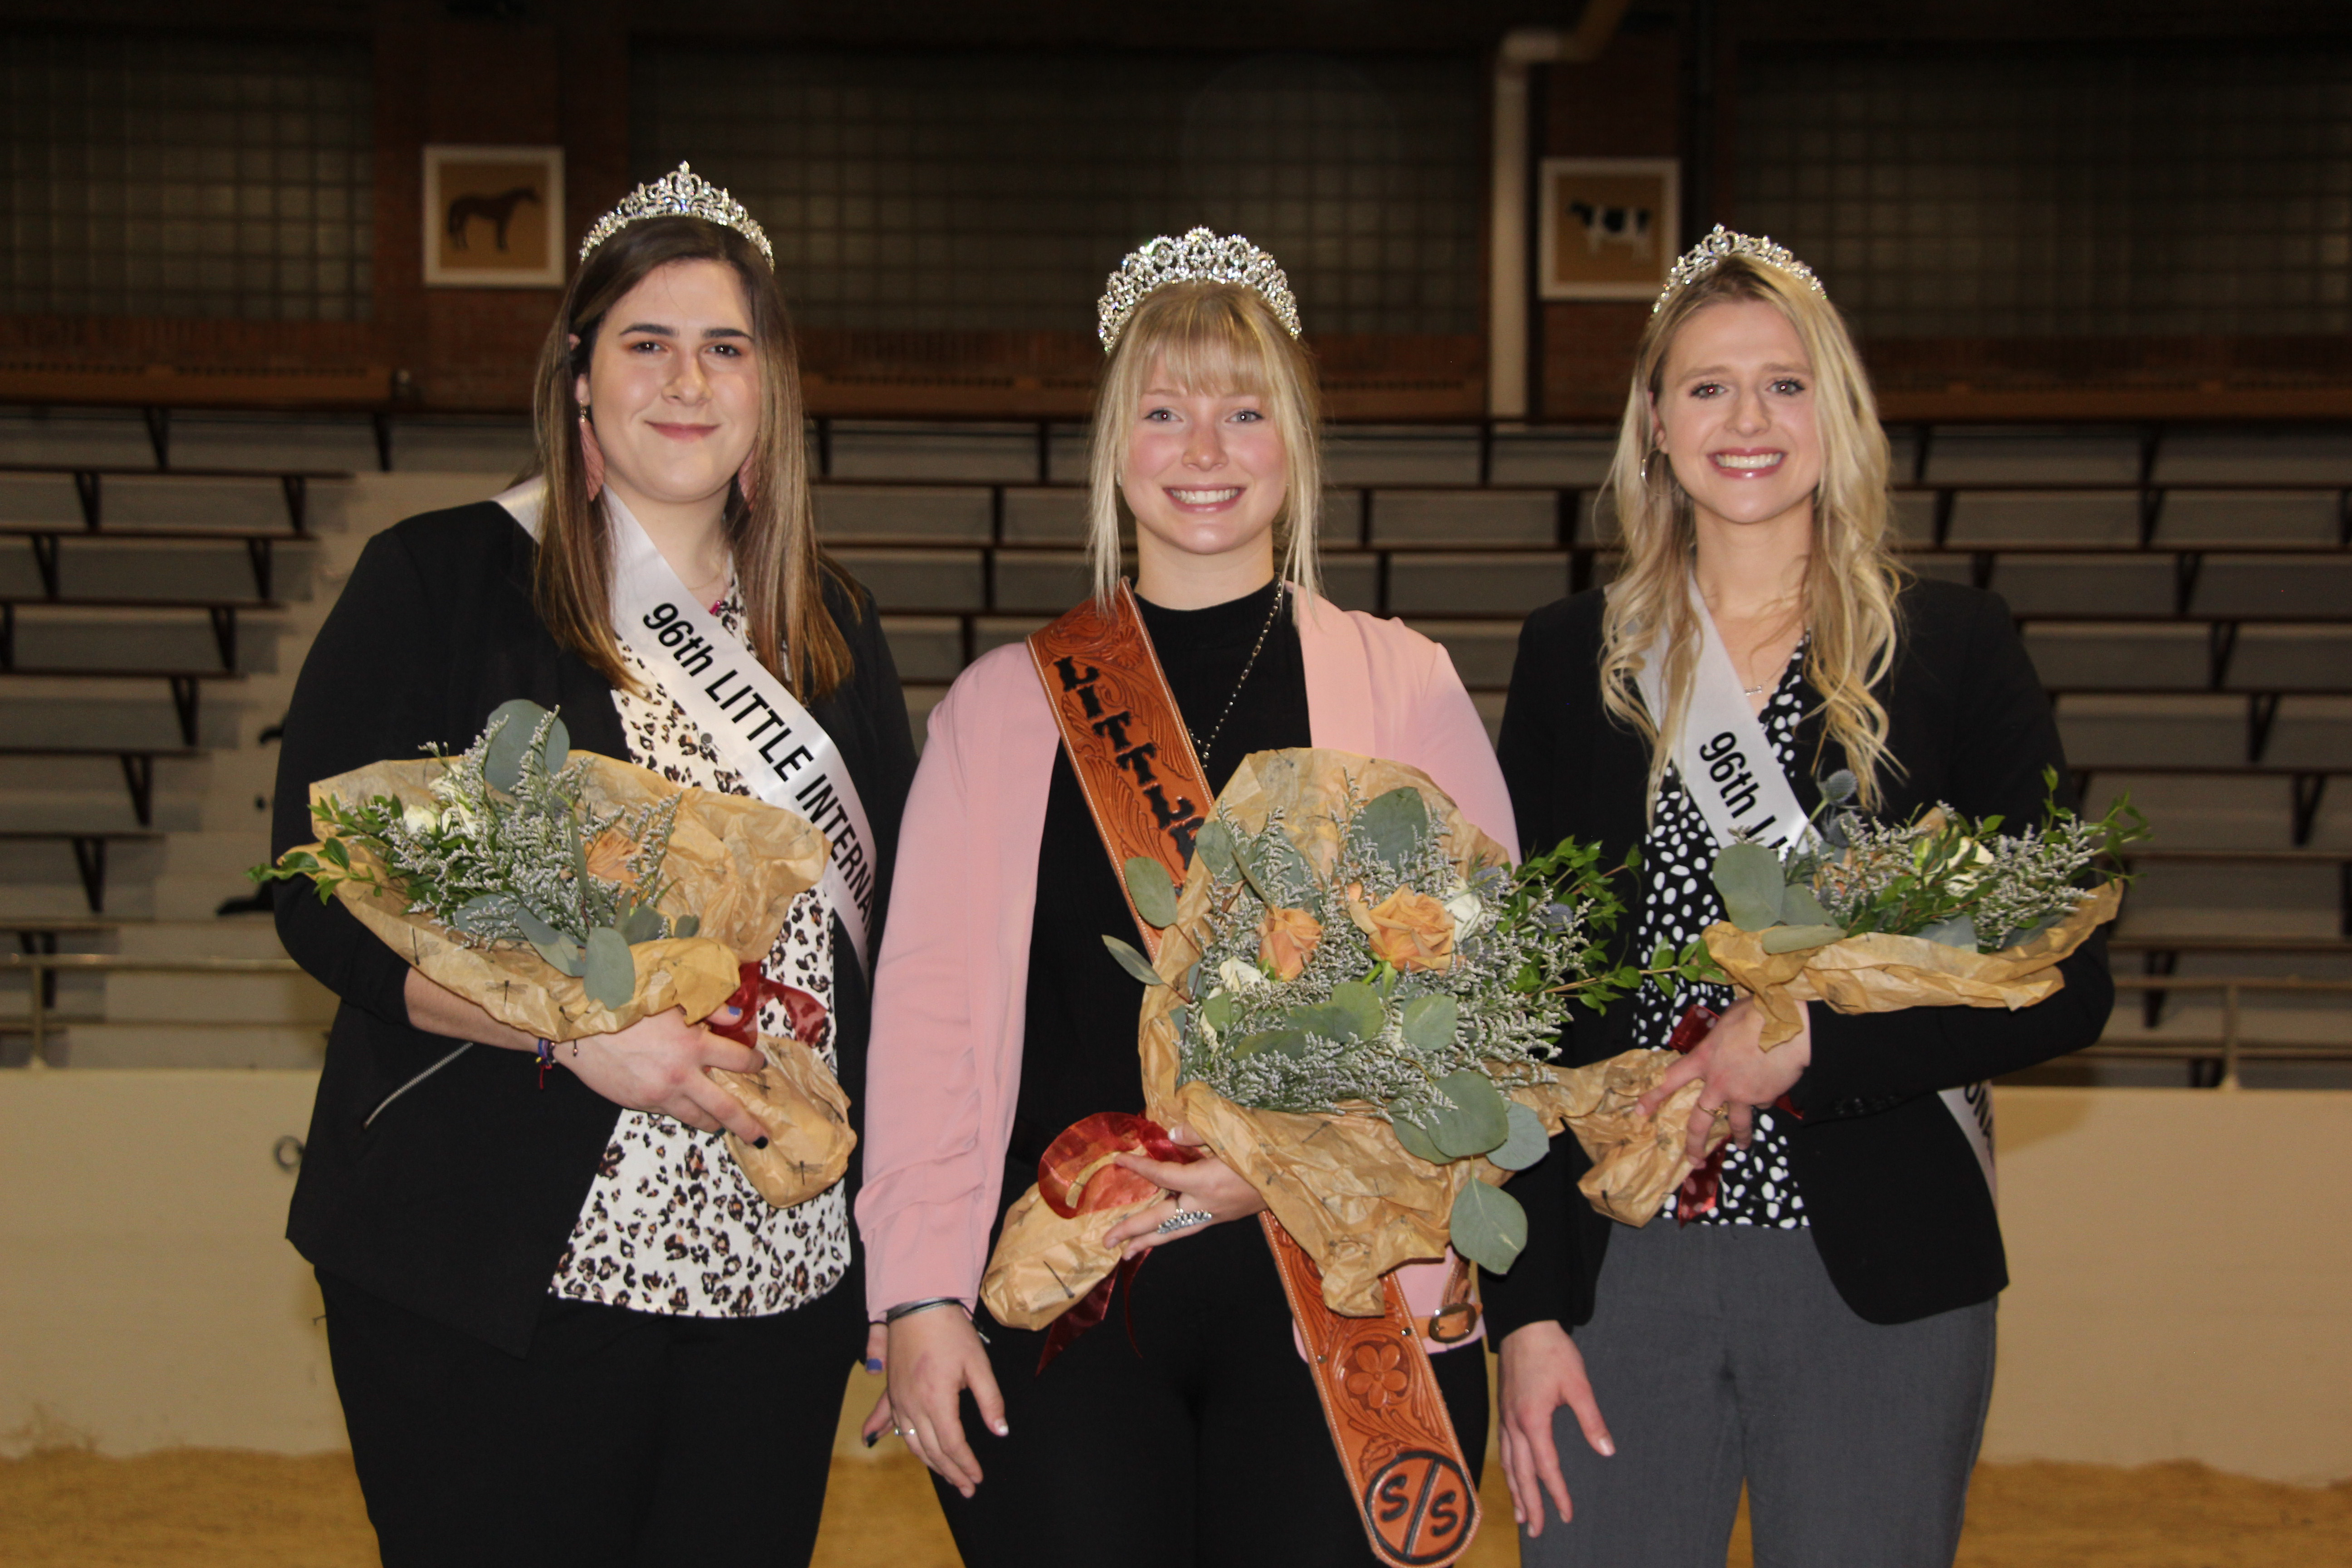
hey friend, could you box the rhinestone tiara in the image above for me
[577,162,772,267]
[1097,228,1300,352]
[1655,225,1823,314]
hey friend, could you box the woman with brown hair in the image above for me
[855,231,1511,1568]
[272,165,915,1566]
[1482,230,2112,1566]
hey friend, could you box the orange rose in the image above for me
[1347,885,1456,973]
[583,828,639,890]
[1258,906,1323,981]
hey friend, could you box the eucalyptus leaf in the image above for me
[1994,913,2059,952]
[1193,818,1237,881]
[582,926,636,1009]
[1101,934,1168,987]
[1489,1101,1551,1171]
[1232,1029,1311,1061]
[481,698,553,794]
[1400,994,1459,1053]
[1201,990,1236,1035]
[538,712,571,774]
[1390,1112,1448,1166]
[515,906,570,949]
[529,936,583,977]
[1354,786,1430,871]
[1712,842,1788,931]
[1759,923,1846,954]
[1780,884,1833,926]
[1328,979,1388,1040]
[1916,914,1980,950]
[672,914,700,940]
[1427,1070,1510,1159]
[617,903,666,945]
[1449,1180,1528,1274]
[1123,856,1179,929]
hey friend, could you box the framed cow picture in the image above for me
[423,145,566,288]
[1537,158,1679,301]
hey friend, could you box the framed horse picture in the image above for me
[1538,158,1679,301]
[423,145,565,288]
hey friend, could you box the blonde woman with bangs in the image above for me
[856,232,1509,1567]
[1480,232,2112,1568]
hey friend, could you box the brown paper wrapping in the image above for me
[717,1033,858,1208]
[980,748,1721,1326]
[294,750,851,1209]
[301,752,828,1039]
[1705,880,2123,1048]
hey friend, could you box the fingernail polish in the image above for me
[862,1431,878,1449]
[1599,1438,1616,1457]
[863,1357,883,1374]
[753,1136,770,1150]
[992,1422,1009,1436]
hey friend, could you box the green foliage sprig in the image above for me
[252,699,699,1007]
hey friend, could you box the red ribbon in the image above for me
[1032,1112,1201,1372]
[705,960,828,1050]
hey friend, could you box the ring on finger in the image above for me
[1156,1207,1214,1235]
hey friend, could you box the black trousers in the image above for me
[936,1221,1489,1568]
[318,1268,862,1568]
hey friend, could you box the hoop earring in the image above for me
[578,411,607,501]
[1639,449,1655,486]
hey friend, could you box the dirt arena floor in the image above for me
[2,1446,2348,1568]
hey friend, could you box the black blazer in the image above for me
[1480,577,2112,1333]
[273,501,916,1355]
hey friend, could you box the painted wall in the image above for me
[4,1077,2348,1485]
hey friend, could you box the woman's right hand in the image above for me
[885,1306,1006,1498]
[564,1005,770,1143]
[1497,1319,1615,1538]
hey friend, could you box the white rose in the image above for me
[1929,836,1994,895]
[401,804,438,834]
[1444,889,1486,945]
[1217,957,1269,992]
[440,803,478,835]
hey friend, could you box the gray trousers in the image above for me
[1521,1220,1995,1568]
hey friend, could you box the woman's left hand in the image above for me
[1637,996,1813,1164]
[1101,1123,1268,1257]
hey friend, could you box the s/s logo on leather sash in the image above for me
[1027,583,1208,956]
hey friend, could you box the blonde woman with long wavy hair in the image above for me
[1480,231,2112,1568]
[857,232,1509,1567]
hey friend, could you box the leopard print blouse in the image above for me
[548,584,853,1317]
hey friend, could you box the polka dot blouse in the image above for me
[1638,648,1809,1230]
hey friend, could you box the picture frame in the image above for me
[1537,157,1680,302]
[423,145,566,289]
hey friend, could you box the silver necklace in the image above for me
[1186,587,1287,772]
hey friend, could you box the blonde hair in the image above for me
[1085,280,1323,607]
[1598,256,1906,814]
[525,216,855,702]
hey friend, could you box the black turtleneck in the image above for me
[1003,581,1309,1210]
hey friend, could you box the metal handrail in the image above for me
[5,955,2351,1087]
[1,953,303,1065]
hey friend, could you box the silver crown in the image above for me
[577,162,772,266]
[1655,225,1823,314]
[1097,228,1300,352]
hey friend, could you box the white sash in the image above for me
[1634,581,1995,1200]
[495,481,878,975]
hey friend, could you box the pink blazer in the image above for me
[854,594,1518,1323]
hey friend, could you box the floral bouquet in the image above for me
[982,748,1720,1325]
[1700,767,2147,1048]
[254,699,852,1207]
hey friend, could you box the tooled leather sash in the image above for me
[1027,584,1482,1568]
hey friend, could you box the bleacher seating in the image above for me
[1,406,2345,1084]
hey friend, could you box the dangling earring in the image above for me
[1639,448,1654,485]
[578,408,606,500]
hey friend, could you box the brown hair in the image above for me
[1085,280,1324,606]
[1598,256,1906,814]
[524,215,854,701]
